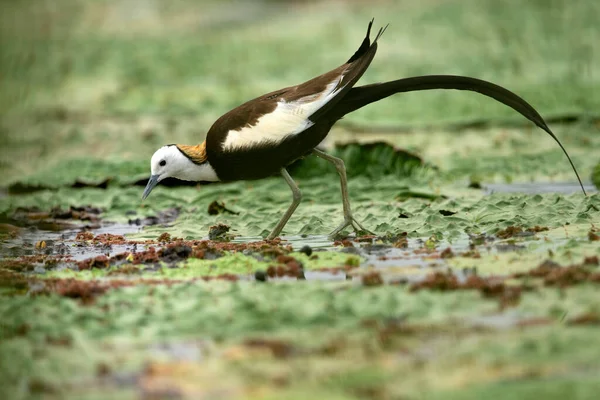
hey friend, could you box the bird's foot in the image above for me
[328,215,373,239]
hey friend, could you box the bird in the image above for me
[142,20,586,240]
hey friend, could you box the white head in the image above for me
[142,144,219,200]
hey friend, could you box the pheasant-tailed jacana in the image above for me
[143,20,586,240]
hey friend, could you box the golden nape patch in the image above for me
[177,142,208,165]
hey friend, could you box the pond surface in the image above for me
[485,182,596,194]
[2,181,594,284]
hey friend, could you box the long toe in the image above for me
[350,218,373,236]
[328,219,352,239]
[328,216,373,239]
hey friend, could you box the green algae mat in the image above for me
[2,0,600,399]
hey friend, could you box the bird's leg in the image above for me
[266,168,302,240]
[312,149,372,238]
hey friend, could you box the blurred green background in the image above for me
[1,0,599,187]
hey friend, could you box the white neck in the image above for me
[175,161,220,182]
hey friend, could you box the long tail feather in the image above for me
[335,75,587,195]
[309,20,386,123]
[346,19,374,63]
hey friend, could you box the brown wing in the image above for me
[205,20,387,152]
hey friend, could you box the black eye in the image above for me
[159,160,166,167]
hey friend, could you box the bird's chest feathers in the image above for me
[221,78,342,151]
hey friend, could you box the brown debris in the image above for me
[440,247,454,259]
[67,238,295,271]
[334,239,354,248]
[75,232,127,245]
[130,247,160,265]
[243,338,295,359]
[317,338,347,356]
[286,261,304,278]
[496,226,523,239]
[517,259,561,278]
[207,200,239,216]
[584,255,599,266]
[3,206,102,231]
[201,273,239,282]
[393,235,409,249]
[46,335,72,346]
[410,271,522,309]
[192,238,292,257]
[92,233,126,245]
[514,258,600,288]
[362,271,383,286]
[0,255,61,272]
[27,378,57,395]
[1,207,65,231]
[527,226,549,233]
[96,363,111,377]
[92,239,294,269]
[75,231,94,241]
[589,230,600,241]
[275,265,286,277]
[159,242,192,263]
[544,266,591,287]
[191,248,206,259]
[40,276,238,303]
[0,269,34,289]
[276,255,295,264]
[106,265,141,276]
[515,318,553,328]
[410,271,458,291]
[0,223,20,238]
[265,256,304,279]
[312,266,347,275]
[355,235,378,243]
[460,250,481,258]
[463,275,522,309]
[413,246,436,255]
[496,225,549,239]
[77,255,111,270]
[208,223,230,240]
[567,312,600,326]
[157,232,171,243]
[50,205,102,221]
[371,319,416,347]
[195,238,292,256]
[277,255,304,277]
[75,244,186,267]
[46,279,111,304]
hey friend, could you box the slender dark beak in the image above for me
[142,174,160,200]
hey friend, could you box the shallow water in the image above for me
[0,222,143,261]
[485,182,596,194]
[1,182,596,281]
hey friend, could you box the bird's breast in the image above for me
[208,123,331,182]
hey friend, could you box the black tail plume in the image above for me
[347,19,374,63]
[334,75,587,195]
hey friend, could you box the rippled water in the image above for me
[1,182,593,280]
